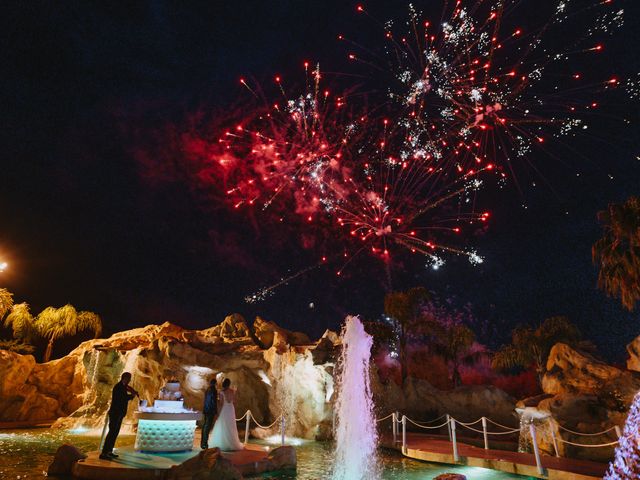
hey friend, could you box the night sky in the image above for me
[1,1,639,361]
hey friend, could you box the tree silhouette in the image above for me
[492,316,583,388]
[592,196,640,311]
[0,288,13,321]
[384,287,429,385]
[36,305,102,362]
[425,321,481,387]
[2,302,36,344]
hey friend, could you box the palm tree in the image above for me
[0,339,35,354]
[2,302,36,344]
[35,304,102,362]
[0,288,14,320]
[492,316,581,388]
[592,196,640,311]
[384,287,430,385]
[426,322,481,387]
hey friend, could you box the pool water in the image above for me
[0,429,534,479]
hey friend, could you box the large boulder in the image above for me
[0,350,86,422]
[0,350,37,420]
[254,316,311,348]
[268,446,296,469]
[47,444,86,476]
[93,322,187,350]
[167,448,242,480]
[519,343,640,462]
[626,335,640,372]
[543,343,640,404]
[200,314,251,339]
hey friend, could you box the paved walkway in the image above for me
[381,433,608,480]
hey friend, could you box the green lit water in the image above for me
[0,429,534,479]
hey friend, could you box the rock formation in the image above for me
[626,336,640,373]
[518,342,640,462]
[0,314,336,439]
[166,448,242,480]
[47,444,87,476]
[1,314,519,444]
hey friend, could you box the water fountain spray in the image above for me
[331,316,379,480]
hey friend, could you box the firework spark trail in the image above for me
[244,263,321,304]
[346,0,626,189]
[204,0,633,283]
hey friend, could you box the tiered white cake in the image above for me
[134,381,201,452]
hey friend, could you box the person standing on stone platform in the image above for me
[201,377,218,449]
[100,372,138,460]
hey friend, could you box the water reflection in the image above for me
[0,429,533,479]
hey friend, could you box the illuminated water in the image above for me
[0,429,534,479]
[331,316,379,479]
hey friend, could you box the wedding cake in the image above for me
[134,380,201,452]
[138,380,189,413]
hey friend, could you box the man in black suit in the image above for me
[100,372,138,460]
[200,378,218,449]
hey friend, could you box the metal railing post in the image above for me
[529,423,544,475]
[615,425,622,439]
[550,427,559,457]
[446,414,452,441]
[451,417,459,462]
[244,411,251,444]
[392,412,397,444]
[98,413,109,452]
[395,410,400,440]
[402,415,407,454]
[280,415,286,446]
[482,417,489,450]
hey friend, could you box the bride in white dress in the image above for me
[209,378,244,451]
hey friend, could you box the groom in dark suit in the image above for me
[200,378,218,449]
[100,372,138,460]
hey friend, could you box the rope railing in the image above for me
[531,423,619,451]
[484,417,520,431]
[250,414,283,430]
[375,413,394,423]
[405,417,450,430]
[454,421,519,436]
[450,417,483,427]
[408,413,447,425]
[556,423,618,437]
[554,437,619,448]
[375,409,622,474]
[235,410,251,422]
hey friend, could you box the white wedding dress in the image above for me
[209,390,244,451]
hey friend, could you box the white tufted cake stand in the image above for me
[134,405,202,452]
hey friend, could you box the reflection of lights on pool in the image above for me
[455,466,518,478]
[262,435,308,446]
[66,427,90,434]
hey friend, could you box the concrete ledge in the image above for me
[71,444,292,480]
